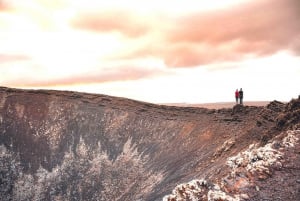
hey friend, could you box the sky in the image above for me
[0,0,300,104]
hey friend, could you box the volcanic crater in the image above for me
[0,87,299,201]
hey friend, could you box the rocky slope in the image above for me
[0,87,299,201]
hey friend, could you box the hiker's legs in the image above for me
[240,98,243,105]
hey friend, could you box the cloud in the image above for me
[100,0,300,68]
[71,10,152,37]
[0,54,31,63]
[166,0,300,66]
[0,0,10,11]
[1,65,165,87]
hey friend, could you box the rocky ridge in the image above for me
[0,87,299,201]
[163,130,300,200]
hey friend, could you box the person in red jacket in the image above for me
[235,89,239,104]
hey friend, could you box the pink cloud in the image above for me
[71,10,150,37]
[2,66,164,87]
[164,0,300,66]
[0,54,31,63]
[169,0,300,43]
[89,0,300,68]
[0,1,8,11]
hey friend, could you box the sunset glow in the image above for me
[1,0,300,103]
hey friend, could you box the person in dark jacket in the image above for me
[239,88,244,105]
[235,89,239,104]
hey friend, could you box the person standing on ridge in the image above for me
[235,89,239,104]
[239,88,244,105]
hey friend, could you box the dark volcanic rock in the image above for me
[266,100,285,112]
[276,98,300,131]
[0,87,299,201]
